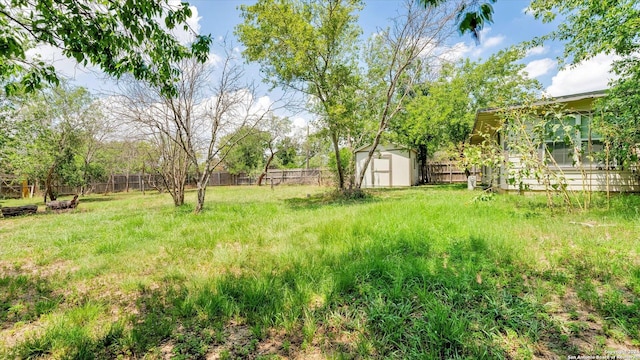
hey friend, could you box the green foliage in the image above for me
[1,187,640,357]
[418,0,497,40]
[327,147,352,184]
[236,0,362,188]
[393,48,539,161]
[3,84,105,198]
[595,59,640,170]
[529,0,639,65]
[0,0,212,96]
[222,126,269,175]
[275,136,299,168]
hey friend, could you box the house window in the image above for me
[581,140,605,167]
[546,142,576,166]
[545,113,604,168]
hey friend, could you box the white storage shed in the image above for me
[355,144,420,188]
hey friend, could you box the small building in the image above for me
[355,144,420,188]
[470,90,640,192]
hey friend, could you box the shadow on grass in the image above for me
[285,189,379,210]
[7,233,639,358]
[77,196,117,204]
[0,273,62,328]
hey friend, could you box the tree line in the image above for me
[1,0,638,213]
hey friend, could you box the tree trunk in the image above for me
[354,126,386,189]
[44,164,57,203]
[257,151,276,186]
[195,182,206,213]
[419,145,428,184]
[194,170,212,214]
[330,132,345,189]
[2,205,38,217]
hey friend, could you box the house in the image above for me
[355,144,420,188]
[469,90,640,192]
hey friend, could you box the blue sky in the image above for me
[184,0,616,98]
[34,0,617,113]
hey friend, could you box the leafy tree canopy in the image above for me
[0,0,211,96]
[529,0,639,63]
[221,126,270,175]
[392,48,540,159]
[236,0,362,189]
[418,0,497,40]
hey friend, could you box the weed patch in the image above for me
[1,186,639,357]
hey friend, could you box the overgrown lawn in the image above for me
[1,186,639,359]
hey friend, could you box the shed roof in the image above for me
[354,143,416,154]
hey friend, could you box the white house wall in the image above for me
[501,154,640,192]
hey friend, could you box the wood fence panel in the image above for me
[425,162,481,184]
[0,174,21,198]
[7,169,332,198]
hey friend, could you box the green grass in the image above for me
[1,186,639,359]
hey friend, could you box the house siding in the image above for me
[499,153,640,192]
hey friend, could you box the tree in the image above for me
[257,115,292,185]
[275,136,300,168]
[116,70,194,206]
[8,84,101,201]
[119,47,278,213]
[222,126,270,176]
[0,0,211,96]
[391,49,540,181]
[352,0,459,189]
[236,0,362,190]
[418,0,497,40]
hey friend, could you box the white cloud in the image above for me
[437,42,471,62]
[482,35,505,49]
[453,28,506,59]
[545,53,618,96]
[168,0,201,45]
[522,58,556,78]
[26,45,99,80]
[206,52,223,67]
[420,27,508,66]
[525,46,548,57]
[292,116,307,130]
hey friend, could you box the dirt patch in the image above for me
[206,321,253,359]
[160,340,174,360]
[0,319,45,350]
[543,288,640,357]
[204,320,327,360]
[0,259,77,279]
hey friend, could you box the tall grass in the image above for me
[1,186,639,358]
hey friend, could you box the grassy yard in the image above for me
[1,185,639,359]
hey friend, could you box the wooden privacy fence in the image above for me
[426,162,481,184]
[5,165,475,197]
[55,174,164,195]
[209,168,330,186]
[45,168,331,196]
[0,174,22,198]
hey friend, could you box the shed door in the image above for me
[372,155,392,187]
